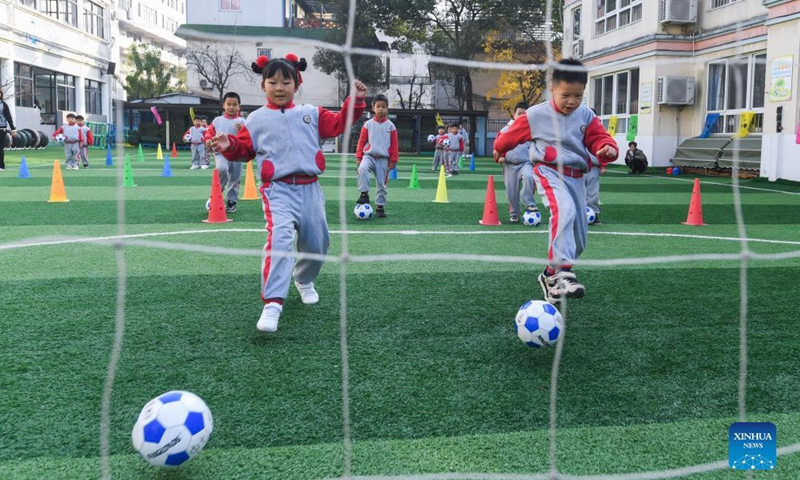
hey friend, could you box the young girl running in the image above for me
[212,54,367,332]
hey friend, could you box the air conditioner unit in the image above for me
[199,79,212,90]
[573,39,584,57]
[660,0,697,25]
[657,76,695,105]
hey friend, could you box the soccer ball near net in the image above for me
[55,134,66,143]
[522,210,541,227]
[515,300,563,348]
[586,206,597,225]
[354,203,373,220]
[132,391,213,467]
[442,138,451,147]
[183,133,192,143]
[427,134,436,142]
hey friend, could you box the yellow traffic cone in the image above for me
[48,161,69,203]
[157,143,164,160]
[242,161,259,200]
[432,165,449,203]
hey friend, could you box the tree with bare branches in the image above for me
[184,43,252,102]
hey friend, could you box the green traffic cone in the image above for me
[407,163,420,190]
[137,144,145,162]
[123,155,137,187]
[458,155,464,169]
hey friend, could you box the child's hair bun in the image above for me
[285,53,307,72]
[251,55,270,74]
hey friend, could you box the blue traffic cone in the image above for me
[389,167,398,180]
[161,156,172,177]
[469,154,476,172]
[18,157,31,178]
[105,145,113,167]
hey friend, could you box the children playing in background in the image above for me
[211,53,367,333]
[430,125,447,172]
[446,123,464,176]
[205,93,246,213]
[75,115,94,169]
[52,113,83,170]
[200,117,211,169]
[495,102,539,223]
[355,94,398,218]
[184,117,207,170]
[493,58,618,304]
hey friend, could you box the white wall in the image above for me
[187,0,283,27]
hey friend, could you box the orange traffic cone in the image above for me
[241,161,259,200]
[203,169,233,223]
[48,160,69,203]
[171,142,178,158]
[682,178,707,226]
[479,175,501,226]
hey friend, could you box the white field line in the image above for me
[605,169,800,196]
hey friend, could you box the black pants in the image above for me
[625,156,647,174]
[0,128,6,170]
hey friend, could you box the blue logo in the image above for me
[729,422,776,470]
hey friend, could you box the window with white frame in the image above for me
[712,0,743,8]
[140,4,158,25]
[257,48,272,59]
[592,68,639,133]
[595,0,642,36]
[220,0,241,11]
[85,79,103,115]
[14,63,35,108]
[83,1,105,38]
[706,53,766,134]
[571,7,582,57]
[37,0,79,28]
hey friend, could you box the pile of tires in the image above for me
[3,129,50,149]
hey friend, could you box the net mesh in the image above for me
[1,0,798,478]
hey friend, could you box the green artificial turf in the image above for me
[1,146,799,479]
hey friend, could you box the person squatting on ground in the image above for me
[355,94,399,218]
[493,58,618,304]
[212,53,367,333]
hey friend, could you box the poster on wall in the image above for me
[640,83,652,114]
[770,55,793,102]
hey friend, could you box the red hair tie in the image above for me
[256,55,269,68]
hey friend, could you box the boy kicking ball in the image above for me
[493,59,618,304]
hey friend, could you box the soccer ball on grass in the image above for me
[515,300,563,348]
[354,203,373,220]
[131,391,213,467]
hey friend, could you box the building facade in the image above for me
[0,0,118,133]
[115,0,187,94]
[178,0,339,108]
[564,0,800,182]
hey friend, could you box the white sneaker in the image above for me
[257,302,282,332]
[294,281,319,305]
[201,165,209,170]
[190,165,199,170]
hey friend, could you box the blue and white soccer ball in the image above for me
[586,206,597,224]
[205,198,212,211]
[183,133,192,143]
[514,300,563,348]
[522,210,541,227]
[55,134,66,143]
[354,203,373,220]
[132,391,213,467]
[427,134,436,142]
[442,138,451,147]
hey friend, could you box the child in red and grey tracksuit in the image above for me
[355,94,399,218]
[205,93,246,213]
[431,125,447,172]
[446,124,464,175]
[212,53,367,333]
[76,115,94,168]
[494,59,618,305]
[184,118,207,169]
[53,113,84,170]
